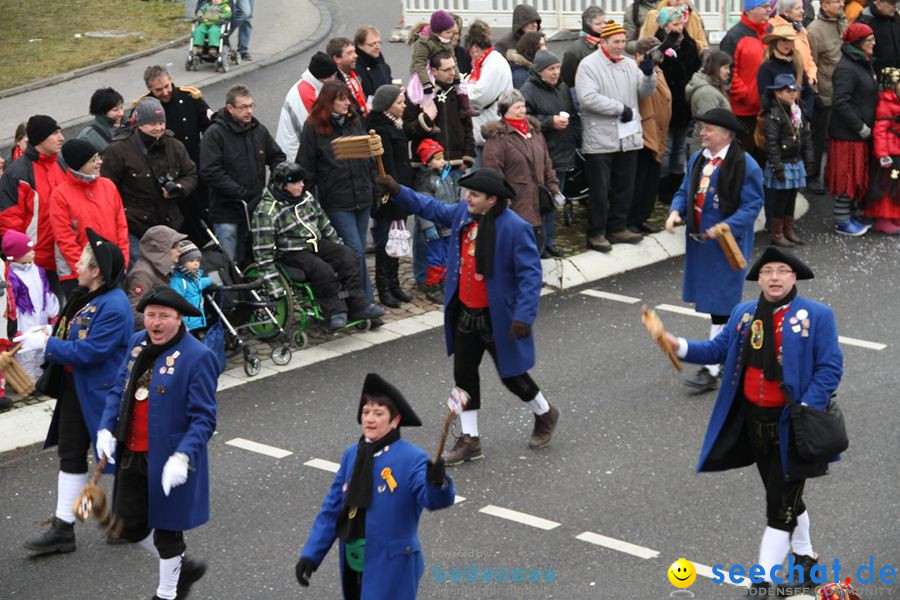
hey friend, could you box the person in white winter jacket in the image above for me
[275,52,339,162]
[464,20,513,156]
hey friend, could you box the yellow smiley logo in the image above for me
[668,558,697,588]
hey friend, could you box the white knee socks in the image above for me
[706,324,725,376]
[528,391,550,416]
[758,526,791,582]
[791,511,814,557]
[55,471,87,524]
[157,554,183,600]
[460,410,479,437]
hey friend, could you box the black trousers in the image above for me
[810,104,831,183]
[628,148,662,227]
[452,305,539,411]
[746,403,806,532]
[57,373,91,474]
[770,188,798,219]
[281,239,369,318]
[583,150,638,237]
[115,450,186,559]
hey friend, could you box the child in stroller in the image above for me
[188,0,238,72]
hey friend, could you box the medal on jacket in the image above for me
[135,387,149,401]
[381,467,397,492]
[750,319,764,350]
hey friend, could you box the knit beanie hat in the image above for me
[61,139,98,172]
[417,138,445,165]
[309,51,338,79]
[2,231,33,262]
[430,10,455,34]
[657,6,682,27]
[177,239,202,265]
[532,50,560,73]
[599,20,626,39]
[744,0,770,10]
[371,84,403,113]
[842,22,874,46]
[26,115,60,147]
[131,97,166,127]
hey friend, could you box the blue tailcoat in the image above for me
[685,297,844,481]
[301,438,455,600]
[43,288,134,473]
[671,151,764,316]
[99,330,218,531]
[391,186,543,377]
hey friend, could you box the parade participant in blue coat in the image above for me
[665,108,764,393]
[23,229,133,555]
[376,169,559,466]
[296,373,455,600]
[664,247,844,596]
[95,286,218,600]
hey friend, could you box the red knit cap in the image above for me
[842,22,873,46]
[417,138,444,165]
[2,231,33,261]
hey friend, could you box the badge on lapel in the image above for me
[381,467,397,492]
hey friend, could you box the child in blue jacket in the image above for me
[169,240,212,332]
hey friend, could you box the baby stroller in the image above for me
[185,4,240,73]
[200,228,293,376]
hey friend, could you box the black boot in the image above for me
[23,517,76,555]
[176,555,207,599]
[375,248,400,308]
[387,253,412,302]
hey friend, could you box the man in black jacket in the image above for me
[354,25,393,99]
[199,85,285,262]
[858,0,900,74]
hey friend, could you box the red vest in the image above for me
[126,387,150,452]
[744,306,788,407]
[458,223,489,309]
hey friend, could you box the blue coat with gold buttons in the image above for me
[43,288,134,471]
[391,185,543,378]
[99,329,218,531]
[684,296,844,481]
[301,438,455,600]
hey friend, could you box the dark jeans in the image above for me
[280,239,369,318]
[584,150,638,237]
[115,450,186,558]
[57,373,90,474]
[746,403,806,532]
[810,104,831,183]
[628,148,662,227]
[768,188,798,219]
[452,305,539,411]
[325,208,374,302]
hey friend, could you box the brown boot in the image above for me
[783,215,805,245]
[442,434,484,466]
[528,403,560,449]
[770,218,794,247]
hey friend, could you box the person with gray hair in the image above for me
[561,5,606,88]
[769,0,818,86]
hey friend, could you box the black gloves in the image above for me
[425,459,446,487]
[375,174,401,197]
[620,106,634,123]
[775,169,786,183]
[508,320,532,340]
[422,83,435,96]
[296,557,316,587]
[638,54,655,76]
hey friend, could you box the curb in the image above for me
[0,0,336,149]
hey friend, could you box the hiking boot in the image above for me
[23,517,76,555]
[586,235,611,253]
[176,555,207,599]
[608,229,643,244]
[329,312,348,330]
[442,434,484,466]
[424,283,444,304]
[790,553,818,586]
[528,403,560,449]
[684,367,719,394]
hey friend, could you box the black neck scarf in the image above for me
[686,143,746,233]
[473,199,508,278]
[743,286,798,381]
[335,427,401,541]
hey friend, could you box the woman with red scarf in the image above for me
[464,20,513,166]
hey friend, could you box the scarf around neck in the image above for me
[580,31,601,47]
[336,427,402,540]
[470,47,494,83]
[600,45,623,63]
[7,262,50,316]
[503,117,530,137]
[473,198,508,278]
[743,286,798,381]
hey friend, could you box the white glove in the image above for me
[161,452,189,496]
[96,429,116,464]
[859,124,872,139]
[14,325,52,351]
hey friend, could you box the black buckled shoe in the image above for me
[23,517,76,555]
[684,367,719,394]
[176,556,207,599]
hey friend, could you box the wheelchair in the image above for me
[186,18,240,73]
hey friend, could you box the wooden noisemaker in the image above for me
[709,222,747,270]
[331,130,390,204]
[0,343,35,396]
[641,305,683,372]
[72,456,123,535]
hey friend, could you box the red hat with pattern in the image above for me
[842,22,874,46]
[417,138,445,165]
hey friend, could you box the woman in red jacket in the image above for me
[868,66,900,234]
[50,139,129,296]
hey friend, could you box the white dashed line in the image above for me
[693,561,750,588]
[225,438,293,459]
[454,495,466,504]
[304,458,340,473]
[574,531,659,560]
[655,303,711,319]
[478,505,560,530]
[580,289,642,304]
[838,336,886,351]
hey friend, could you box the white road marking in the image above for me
[574,531,659,560]
[454,495,466,504]
[304,458,340,473]
[580,289,642,304]
[655,303,710,319]
[225,438,293,459]
[838,335,886,351]
[479,505,560,530]
[693,561,751,588]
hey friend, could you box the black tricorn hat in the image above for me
[85,228,125,286]
[459,167,517,200]
[746,246,815,281]
[696,108,748,135]
[136,285,203,317]
[357,373,422,427]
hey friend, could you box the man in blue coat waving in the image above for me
[376,169,559,466]
[663,247,844,596]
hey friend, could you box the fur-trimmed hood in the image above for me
[506,49,534,69]
[480,115,542,140]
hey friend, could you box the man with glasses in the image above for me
[354,25,393,100]
[663,246,843,596]
[665,108,764,393]
[199,85,285,262]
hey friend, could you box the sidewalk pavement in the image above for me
[0,0,332,148]
[0,195,808,454]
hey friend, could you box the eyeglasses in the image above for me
[759,267,794,276]
[232,102,255,111]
